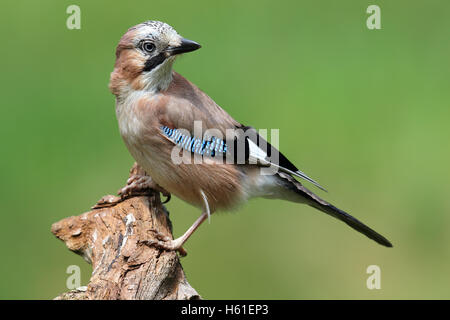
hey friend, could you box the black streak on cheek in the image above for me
[142,53,166,72]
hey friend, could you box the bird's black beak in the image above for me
[165,38,201,56]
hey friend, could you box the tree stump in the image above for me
[51,164,200,300]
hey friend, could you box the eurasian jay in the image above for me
[104,21,392,256]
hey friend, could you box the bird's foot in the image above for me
[92,194,122,209]
[118,174,171,202]
[92,174,171,209]
[141,230,188,257]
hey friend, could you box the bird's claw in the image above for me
[92,174,171,209]
[92,194,122,209]
[141,230,188,257]
[118,174,171,203]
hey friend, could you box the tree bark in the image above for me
[52,164,201,300]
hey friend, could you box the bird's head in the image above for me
[110,21,201,96]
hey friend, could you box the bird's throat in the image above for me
[142,57,175,93]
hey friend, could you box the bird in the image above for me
[105,20,392,256]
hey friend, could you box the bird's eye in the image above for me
[141,41,155,53]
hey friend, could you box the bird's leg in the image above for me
[143,212,208,257]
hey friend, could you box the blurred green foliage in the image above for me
[1,0,449,299]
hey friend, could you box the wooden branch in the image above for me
[52,164,201,300]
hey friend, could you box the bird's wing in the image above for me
[160,72,325,190]
[159,123,326,191]
[230,125,326,191]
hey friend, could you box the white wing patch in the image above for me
[246,137,327,192]
[247,138,270,165]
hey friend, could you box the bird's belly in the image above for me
[129,143,246,212]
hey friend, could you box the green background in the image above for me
[1,0,449,299]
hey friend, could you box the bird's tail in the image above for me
[309,199,393,247]
[278,173,393,247]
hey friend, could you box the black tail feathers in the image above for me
[279,172,393,247]
[310,201,393,247]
